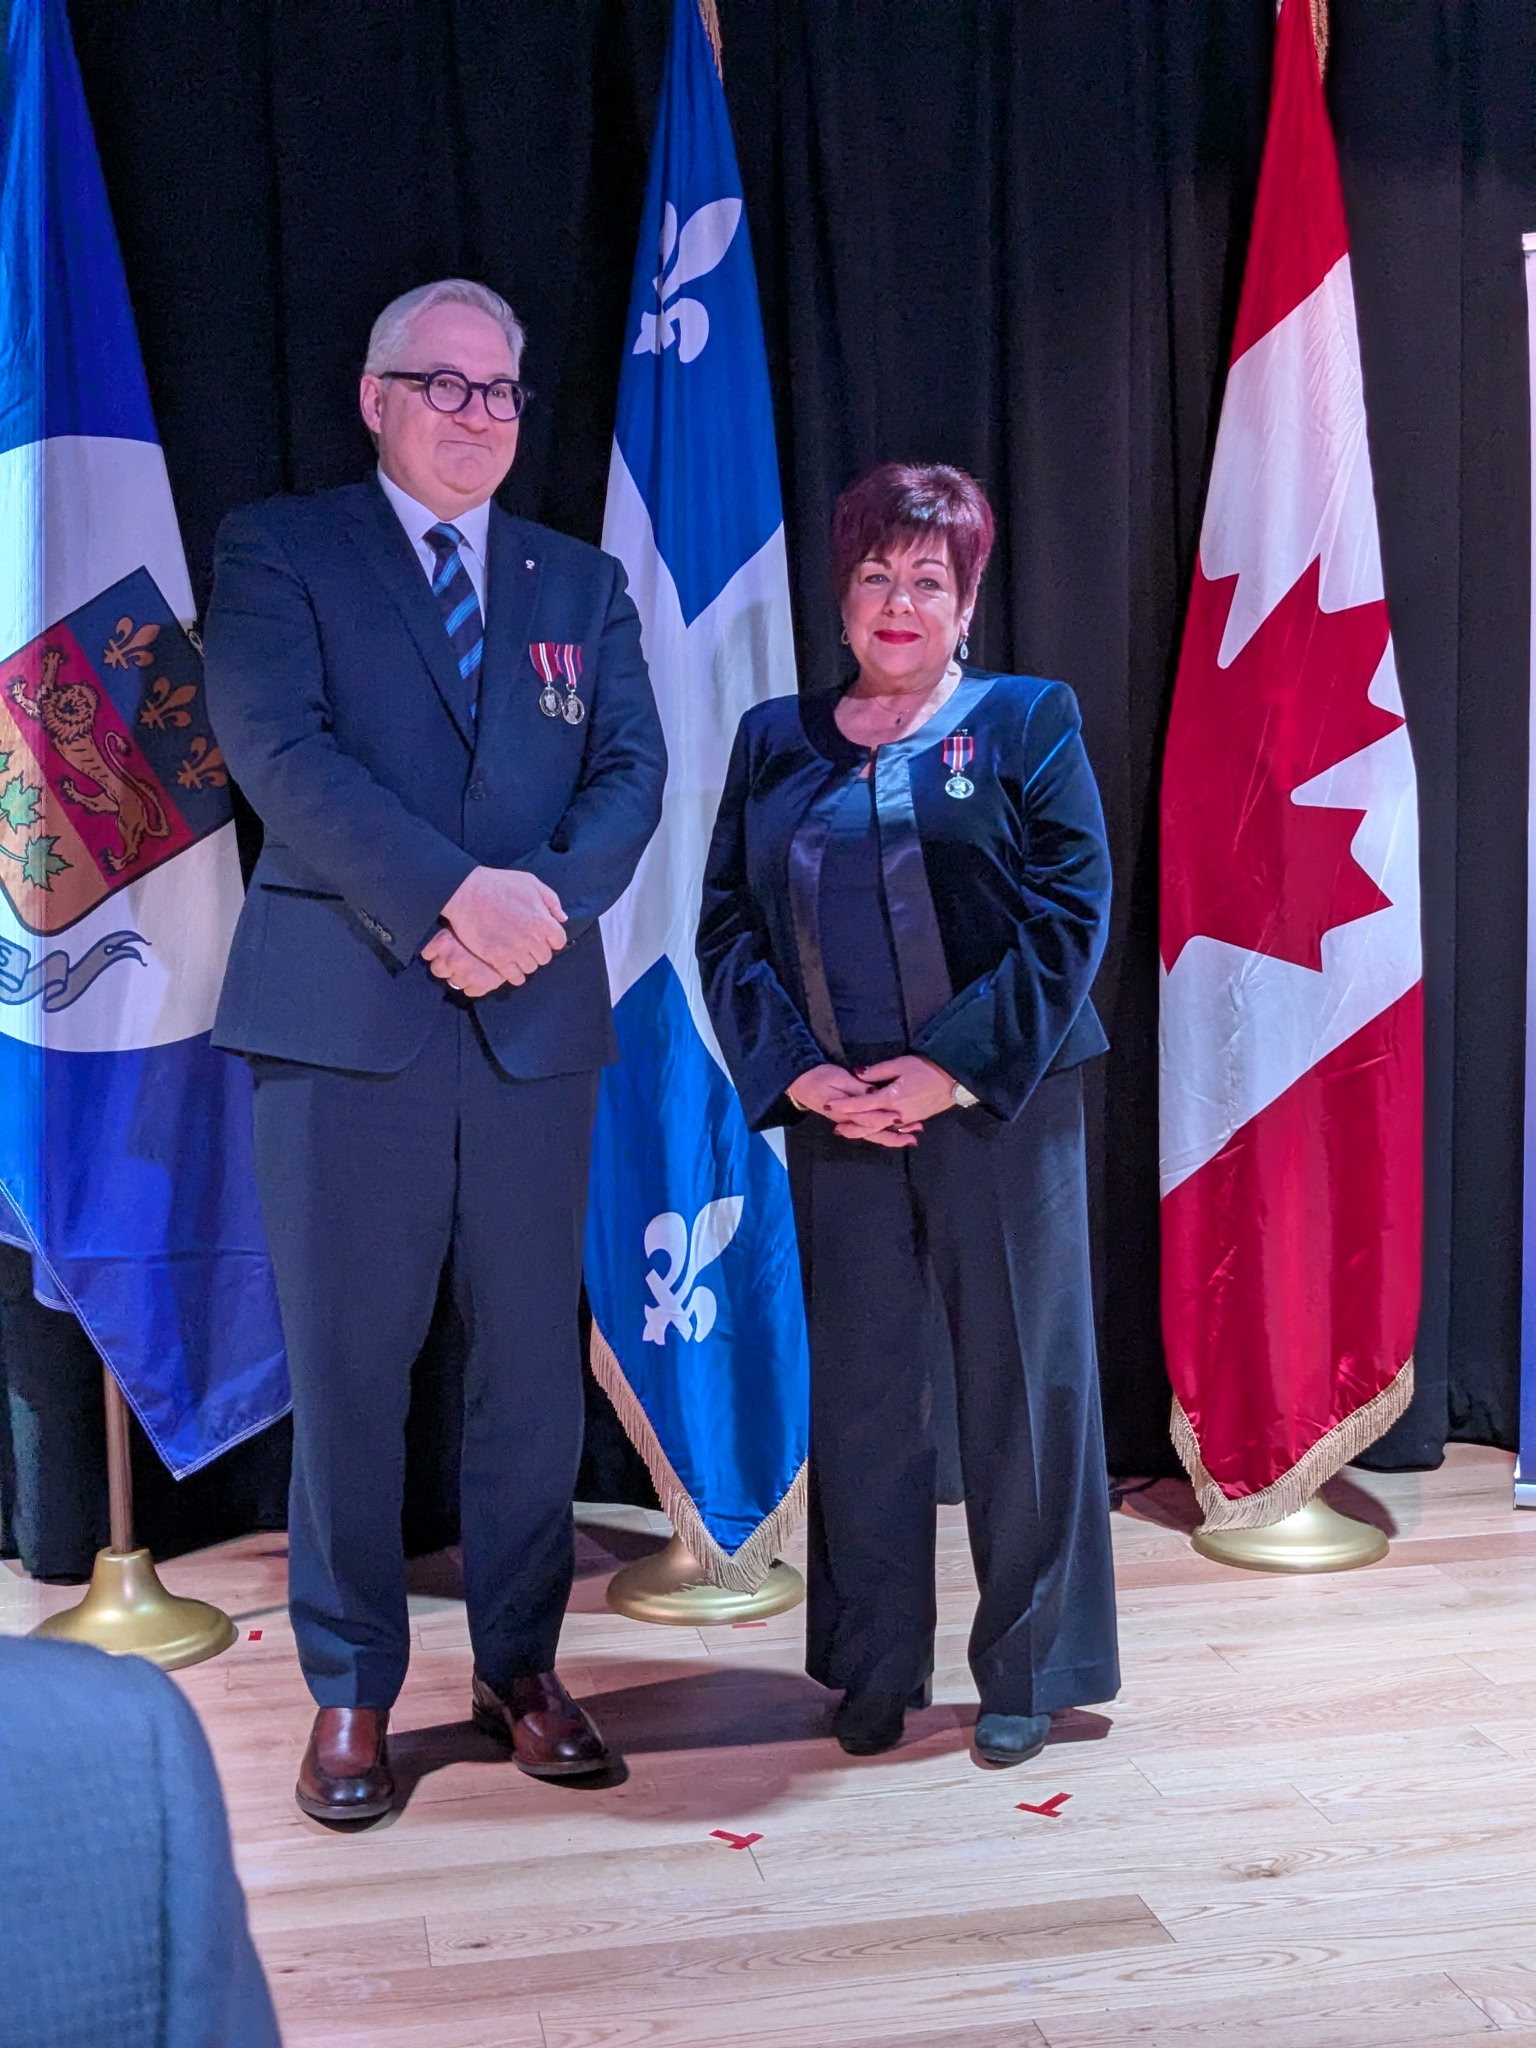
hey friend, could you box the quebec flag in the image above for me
[0,0,287,1473]
[585,0,809,1589]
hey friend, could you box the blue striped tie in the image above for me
[424,521,485,723]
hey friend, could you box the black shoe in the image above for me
[974,1710,1050,1767]
[832,1679,932,1757]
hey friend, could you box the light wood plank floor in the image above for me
[8,1445,1536,2045]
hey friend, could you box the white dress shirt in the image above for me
[377,468,491,612]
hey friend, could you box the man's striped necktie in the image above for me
[425,521,485,723]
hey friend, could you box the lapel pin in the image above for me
[525,559,535,570]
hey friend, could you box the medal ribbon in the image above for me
[531,642,584,691]
[942,731,974,776]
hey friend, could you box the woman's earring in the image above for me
[957,635,970,663]
[841,627,850,646]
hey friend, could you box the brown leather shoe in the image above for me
[471,1670,614,1778]
[295,1706,394,1821]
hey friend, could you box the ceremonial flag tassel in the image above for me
[0,0,288,1475]
[1158,0,1423,1532]
[584,0,809,1599]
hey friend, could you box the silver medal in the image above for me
[538,683,563,718]
[561,692,587,726]
[945,773,974,799]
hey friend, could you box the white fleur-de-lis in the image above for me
[633,198,743,366]
[641,1196,744,1343]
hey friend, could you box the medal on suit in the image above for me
[530,642,586,725]
[942,730,975,799]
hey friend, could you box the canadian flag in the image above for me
[1159,0,1423,1529]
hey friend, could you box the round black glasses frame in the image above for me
[380,370,533,420]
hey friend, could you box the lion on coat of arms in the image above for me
[8,646,171,875]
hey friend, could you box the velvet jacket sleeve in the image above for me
[203,504,475,966]
[698,717,828,1129]
[517,557,668,933]
[913,680,1110,1120]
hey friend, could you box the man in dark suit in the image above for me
[204,278,666,1821]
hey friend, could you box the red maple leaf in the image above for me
[1162,559,1400,974]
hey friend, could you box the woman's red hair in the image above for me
[831,462,996,604]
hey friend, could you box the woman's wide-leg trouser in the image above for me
[787,1066,1120,1717]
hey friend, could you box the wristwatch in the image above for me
[950,1080,979,1110]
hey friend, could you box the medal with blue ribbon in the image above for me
[942,729,975,799]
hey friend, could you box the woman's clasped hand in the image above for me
[787,1055,957,1147]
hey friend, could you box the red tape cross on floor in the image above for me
[1016,1794,1071,1818]
[710,1831,763,1850]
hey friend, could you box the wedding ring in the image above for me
[448,981,463,992]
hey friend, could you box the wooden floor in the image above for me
[10,1446,1536,2045]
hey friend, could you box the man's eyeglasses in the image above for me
[380,370,532,422]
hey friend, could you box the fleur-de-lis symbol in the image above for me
[633,198,742,366]
[103,618,160,670]
[176,735,228,791]
[641,1196,744,1344]
[139,675,199,731]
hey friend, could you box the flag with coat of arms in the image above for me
[0,0,287,1472]
[584,0,809,1588]
[1159,0,1423,1527]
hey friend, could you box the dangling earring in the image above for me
[841,627,850,646]
[957,635,970,663]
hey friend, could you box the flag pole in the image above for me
[31,1367,236,1668]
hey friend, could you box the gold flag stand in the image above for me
[606,1535,804,1626]
[1192,1495,1387,1574]
[31,1367,236,1669]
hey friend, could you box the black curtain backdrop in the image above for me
[6,0,1532,1571]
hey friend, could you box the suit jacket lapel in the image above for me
[345,480,475,749]
[482,506,543,729]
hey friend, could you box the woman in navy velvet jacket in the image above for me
[698,463,1120,1765]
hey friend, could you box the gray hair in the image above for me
[364,279,526,376]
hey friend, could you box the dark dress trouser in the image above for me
[787,1065,1120,1718]
[251,999,598,1709]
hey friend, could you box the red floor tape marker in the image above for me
[247,1630,263,1641]
[710,1831,763,1850]
[1016,1794,1071,1818]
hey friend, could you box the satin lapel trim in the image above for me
[345,483,474,750]
[786,765,852,1063]
[872,672,996,1038]
[872,747,953,1040]
[481,508,544,742]
[788,674,996,1052]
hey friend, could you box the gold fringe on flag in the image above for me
[589,1317,808,1592]
[1171,1354,1414,1531]
[1310,0,1330,75]
[697,0,723,79]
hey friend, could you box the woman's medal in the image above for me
[943,729,975,799]
[538,683,563,718]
